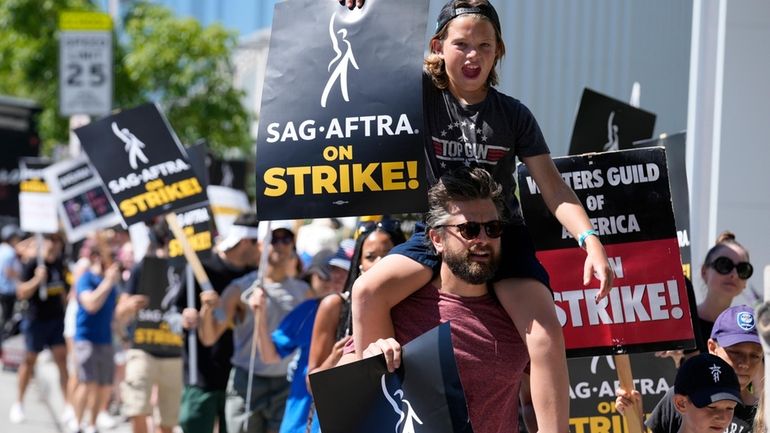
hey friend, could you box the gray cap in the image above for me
[1,224,24,242]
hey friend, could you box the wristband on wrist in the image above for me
[577,229,598,249]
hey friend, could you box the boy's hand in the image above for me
[583,236,614,300]
[200,290,220,309]
[338,0,364,9]
[363,337,401,372]
[615,388,642,417]
[248,287,266,312]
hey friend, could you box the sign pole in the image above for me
[186,263,198,386]
[165,212,212,388]
[614,354,643,433]
[243,221,273,430]
[35,233,47,301]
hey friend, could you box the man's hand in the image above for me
[33,265,47,283]
[104,263,121,286]
[125,294,148,313]
[248,287,266,312]
[182,307,199,329]
[583,236,614,300]
[338,0,364,9]
[363,337,402,373]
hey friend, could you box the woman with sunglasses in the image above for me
[304,220,406,432]
[696,231,754,349]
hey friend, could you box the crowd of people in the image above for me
[0,0,765,432]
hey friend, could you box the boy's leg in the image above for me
[351,254,432,356]
[494,278,568,433]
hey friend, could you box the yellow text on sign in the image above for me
[263,161,420,197]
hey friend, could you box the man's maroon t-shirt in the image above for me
[391,283,529,433]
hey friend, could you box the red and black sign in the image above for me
[569,88,656,155]
[518,147,695,357]
[626,132,692,279]
[254,0,429,220]
[75,103,207,226]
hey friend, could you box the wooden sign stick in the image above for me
[165,212,213,292]
[614,354,644,433]
[165,211,212,386]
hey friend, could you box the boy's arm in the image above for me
[521,154,614,299]
[500,278,569,433]
[351,254,432,359]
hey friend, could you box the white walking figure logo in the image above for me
[112,121,149,170]
[381,375,423,433]
[709,364,722,382]
[602,111,620,151]
[321,13,359,108]
[161,266,182,310]
[221,162,234,188]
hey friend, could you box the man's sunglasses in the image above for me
[435,220,504,240]
[709,256,754,280]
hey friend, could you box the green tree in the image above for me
[0,0,252,157]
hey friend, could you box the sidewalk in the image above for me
[0,335,132,433]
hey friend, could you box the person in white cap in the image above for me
[177,213,260,433]
[199,220,309,433]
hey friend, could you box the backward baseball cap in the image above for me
[710,305,761,348]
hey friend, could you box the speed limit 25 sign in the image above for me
[59,11,113,117]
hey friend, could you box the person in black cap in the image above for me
[617,305,763,432]
[334,1,615,430]
[621,353,741,433]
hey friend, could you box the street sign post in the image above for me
[59,11,113,117]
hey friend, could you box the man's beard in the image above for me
[442,245,499,285]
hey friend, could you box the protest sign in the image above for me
[567,353,677,433]
[255,0,429,220]
[207,185,250,237]
[18,158,58,234]
[310,322,472,433]
[75,103,207,225]
[43,155,122,242]
[625,132,691,279]
[133,256,183,357]
[569,88,656,155]
[519,147,695,357]
[167,205,213,269]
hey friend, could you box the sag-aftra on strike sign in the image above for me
[254,0,428,220]
[75,103,207,226]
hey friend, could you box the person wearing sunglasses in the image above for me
[341,167,557,432]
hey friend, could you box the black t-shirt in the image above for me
[176,253,255,391]
[422,73,550,224]
[21,259,67,321]
[646,387,755,433]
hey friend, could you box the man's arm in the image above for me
[16,265,46,300]
[250,288,281,364]
[498,278,569,433]
[198,286,238,347]
[79,264,120,313]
